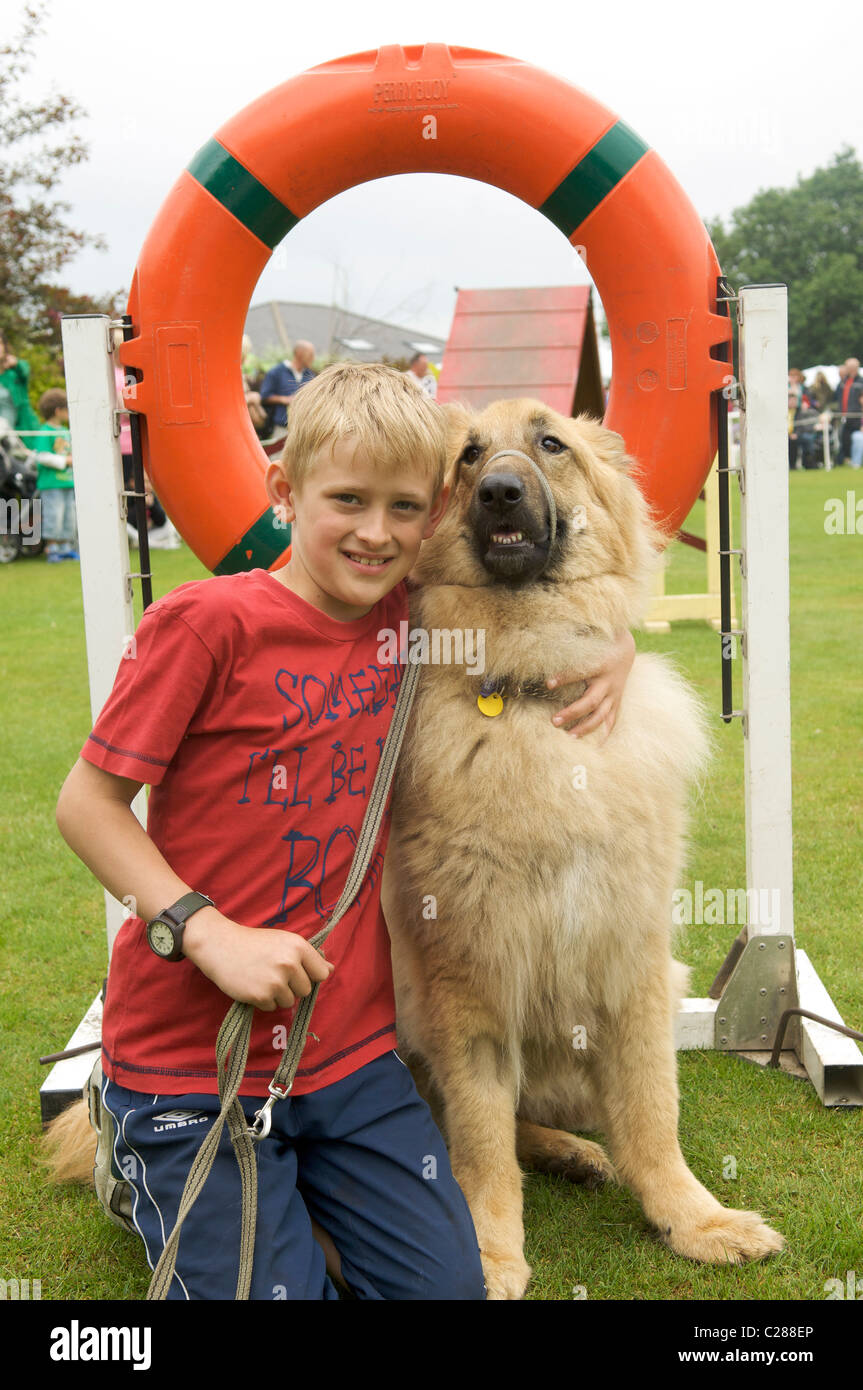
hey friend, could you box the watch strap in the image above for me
[148,891,215,960]
[156,891,215,929]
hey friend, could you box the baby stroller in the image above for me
[0,418,46,562]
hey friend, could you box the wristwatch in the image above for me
[146,891,215,961]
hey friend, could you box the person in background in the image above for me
[404,353,437,399]
[788,367,806,405]
[811,370,833,411]
[242,335,269,438]
[116,364,135,536]
[788,388,821,470]
[788,389,801,470]
[259,341,317,436]
[36,388,79,562]
[115,365,177,549]
[833,358,863,466]
[0,329,42,445]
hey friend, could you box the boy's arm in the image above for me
[36,460,70,472]
[56,757,333,1010]
[57,757,194,921]
[546,628,636,739]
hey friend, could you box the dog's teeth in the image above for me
[491,531,524,545]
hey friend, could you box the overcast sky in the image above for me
[14,0,857,345]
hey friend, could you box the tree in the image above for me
[35,282,126,359]
[0,2,120,350]
[706,148,863,367]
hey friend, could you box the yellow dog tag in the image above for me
[477,692,504,717]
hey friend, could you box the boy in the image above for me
[37,387,79,562]
[56,363,633,1300]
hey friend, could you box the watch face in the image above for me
[148,920,175,957]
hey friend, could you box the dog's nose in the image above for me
[478,472,524,511]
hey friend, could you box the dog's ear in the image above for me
[441,401,473,437]
[571,414,632,472]
[441,401,474,479]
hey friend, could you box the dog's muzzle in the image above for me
[481,448,558,573]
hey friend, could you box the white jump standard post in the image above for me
[39,315,146,1122]
[675,286,863,1105]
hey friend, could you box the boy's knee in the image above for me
[430,1260,487,1301]
[345,1259,487,1301]
[408,1236,488,1301]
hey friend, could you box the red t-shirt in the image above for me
[81,569,407,1097]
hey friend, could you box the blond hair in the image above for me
[280,362,447,498]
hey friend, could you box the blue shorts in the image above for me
[102,1050,485,1301]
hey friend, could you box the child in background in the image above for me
[0,330,41,442]
[37,388,79,563]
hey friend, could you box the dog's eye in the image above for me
[460,444,482,465]
[541,435,564,454]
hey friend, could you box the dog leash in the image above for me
[147,655,421,1301]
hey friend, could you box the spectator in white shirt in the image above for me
[404,353,437,399]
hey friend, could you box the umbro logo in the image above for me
[153,1109,208,1132]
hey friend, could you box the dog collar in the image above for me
[477,673,556,717]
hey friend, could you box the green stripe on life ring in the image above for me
[538,120,649,237]
[214,509,292,575]
[187,138,300,248]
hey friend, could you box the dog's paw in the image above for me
[552,1136,615,1189]
[662,1206,784,1264]
[517,1123,616,1188]
[481,1248,532,1300]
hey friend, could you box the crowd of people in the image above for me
[0,330,79,561]
[787,357,863,470]
[7,321,856,567]
[1,329,181,561]
[1,328,443,565]
[243,341,438,440]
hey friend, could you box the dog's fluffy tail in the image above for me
[40,1099,96,1186]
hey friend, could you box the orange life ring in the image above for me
[120,43,731,574]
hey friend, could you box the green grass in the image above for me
[1,468,860,1302]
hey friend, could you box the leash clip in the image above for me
[249,1080,292,1142]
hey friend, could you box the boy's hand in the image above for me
[183,908,334,1012]
[547,629,636,740]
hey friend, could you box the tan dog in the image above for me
[381,398,784,1300]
